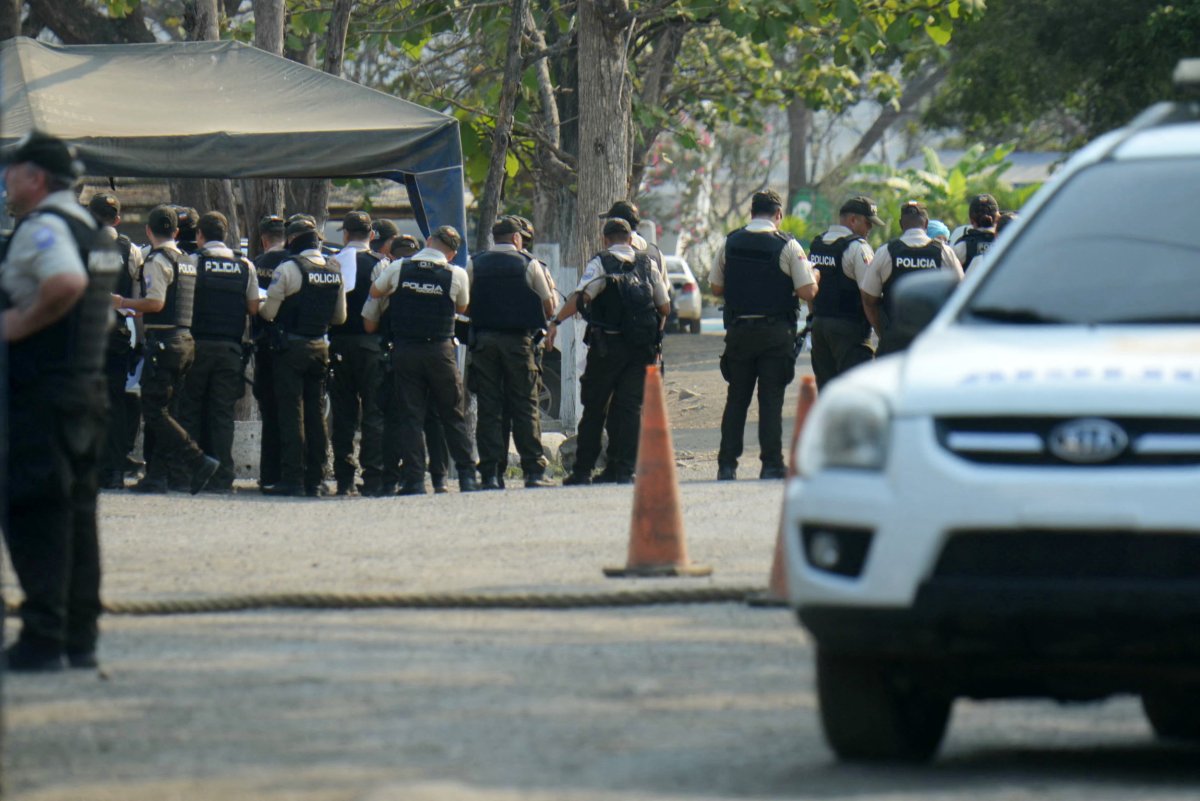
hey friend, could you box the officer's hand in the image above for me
[545,324,558,351]
[112,293,124,309]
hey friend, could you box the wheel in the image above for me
[688,318,702,334]
[816,649,952,762]
[1142,688,1200,740]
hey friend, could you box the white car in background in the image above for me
[663,255,702,334]
[784,65,1200,762]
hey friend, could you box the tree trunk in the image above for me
[573,0,634,276]
[242,0,287,258]
[787,95,811,211]
[629,22,685,197]
[26,0,154,43]
[474,0,530,253]
[0,0,21,41]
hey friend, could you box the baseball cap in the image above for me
[339,210,372,233]
[599,201,640,226]
[88,192,121,221]
[259,214,286,235]
[839,196,886,227]
[392,234,420,255]
[174,206,198,231]
[371,218,400,240]
[491,216,522,237]
[513,216,534,240]
[286,217,319,239]
[147,204,179,236]
[602,217,632,238]
[899,200,929,221]
[9,131,83,180]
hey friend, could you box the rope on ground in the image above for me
[5,586,773,617]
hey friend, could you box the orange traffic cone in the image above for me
[604,365,712,578]
[748,375,818,606]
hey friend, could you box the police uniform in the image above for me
[177,240,258,491]
[953,227,996,271]
[562,239,670,484]
[258,234,347,496]
[468,231,553,488]
[367,246,478,494]
[328,220,386,496]
[1,141,120,670]
[861,226,964,356]
[808,224,875,389]
[135,229,218,492]
[252,233,289,487]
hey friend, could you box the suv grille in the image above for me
[936,416,1200,466]
[934,531,1200,580]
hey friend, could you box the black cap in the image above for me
[174,206,198,231]
[147,204,179,236]
[9,131,83,180]
[969,193,999,219]
[514,216,534,241]
[599,201,640,226]
[88,192,121,221]
[286,217,319,239]
[393,234,420,255]
[839,196,886,227]
[603,218,632,238]
[431,225,462,252]
[899,199,929,222]
[491,216,522,237]
[371,218,400,240]
[259,214,286,235]
[286,213,316,226]
[339,210,372,233]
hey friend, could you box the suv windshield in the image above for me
[963,158,1200,325]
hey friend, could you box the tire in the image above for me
[1142,688,1200,740]
[688,318,702,335]
[816,649,952,762]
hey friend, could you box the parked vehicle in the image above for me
[663,255,702,334]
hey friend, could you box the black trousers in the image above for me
[100,336,132,481]
[717,321,796,473]
[178,338,245,488]
[253,343,282,487]
[274,339,330,490]
[329,335,385,490]
[142,330,207,482]
[470,331,547,479]
[392,340,475,485]
[4,375,105,654]
[574,332,655,478]
[810,316,874,391]
[380,365,449,488]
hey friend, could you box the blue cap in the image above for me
[926,219,951,240]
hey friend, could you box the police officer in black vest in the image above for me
[258,217,347,497]
[251,214,289,488]
[328,211,387,496]
[469,216,557,489]
[1,132,120,670]
[953,193,999,271]
[712,190,819,481]
[116,204,220,494]
[365,225,479,495]
[808,196,883,390]
[176,211,259,493]
[550,218,671,485]
[174,205,200,256]
[88,191,145,489]
[861,200,964,356]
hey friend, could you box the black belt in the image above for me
[285,333,326,341]
[144,326,190,336]
[730,315,791,327]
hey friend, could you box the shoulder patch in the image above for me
[33,225,56,251]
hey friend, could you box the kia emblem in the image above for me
[1047,418,1129,464]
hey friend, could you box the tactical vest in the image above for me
[470,249,545,333]
[142,246,195,329]
[254,249,289,291]
[961,228,995,271]
[191,249,250,342]
[277,256,343,337]
[115,234,134,299]
[387,259,456,342]
[585,253,660,346]
[5,208,121,387]
[883,239,944,324]
[330,250,384,338]
[721,227,798,325]
[809,233,867,322]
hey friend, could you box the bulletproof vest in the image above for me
[278,256,343,337]
[254,249,289,291]
[5,208,121,387]
[721,227,798,324]
[387,259,456,342]
[470,249,545,332]
[115,234,134,298]
[142,246,196,329]
[809,233,867,321]
[330,250,384,338]
[191,248,250,342]
[883,239,944,323]
[586,253,660,346]
[961,228,995,271]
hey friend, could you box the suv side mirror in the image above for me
[879,270,960,354]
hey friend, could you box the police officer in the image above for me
[252,214,289,489]
[599,200,665,276]
[364,225,479,495]
[712,189,818,481]
[808,196,882,390]
[88,191,144,489]
[116,204,220,494]
[550,218,670,485]
[954,193,999,271]
[258,218,347,497]
[861,200,964,355]
[1,132,119,670]
[175,205,200,255]
[176,211,259,493]
[469,216,556,489]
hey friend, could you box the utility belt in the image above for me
[144,326,191,338]
[727,313,794,328]
[394,335,454,345]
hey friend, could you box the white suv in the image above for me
[784,76,1200,761]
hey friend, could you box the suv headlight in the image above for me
[797,388,891,475]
